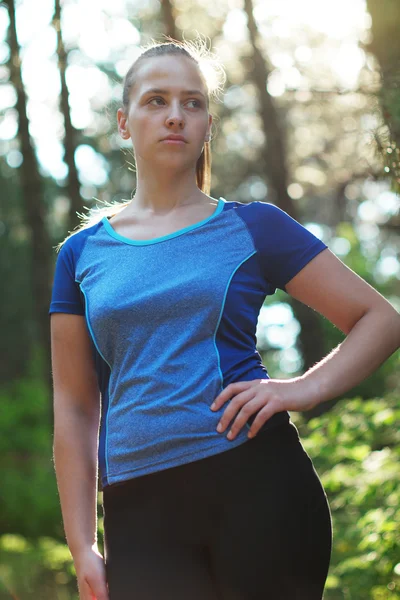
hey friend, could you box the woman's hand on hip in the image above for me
[210,378,318,440]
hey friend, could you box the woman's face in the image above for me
[117,54,212,171]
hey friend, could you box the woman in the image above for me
[49,38,400,600]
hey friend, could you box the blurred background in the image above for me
[0,0,399,598]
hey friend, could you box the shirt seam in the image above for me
[233,208,276,295]
[101,197,226,246]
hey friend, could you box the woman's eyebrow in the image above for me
[141,88,206,99]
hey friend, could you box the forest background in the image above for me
[0,0,399,598]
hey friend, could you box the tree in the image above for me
[365,0,400,194]
[5,0,52,403]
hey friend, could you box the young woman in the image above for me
[49,38,400,600]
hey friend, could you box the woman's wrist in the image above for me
[70,540,99,562]
[285,373,323,412]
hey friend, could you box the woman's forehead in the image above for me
[131,55,207,97]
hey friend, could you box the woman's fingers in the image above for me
[89,576,109,600]
[215,388,256,433]
[78,579,93,600]
[222,397,267,440]
[212,380,287,441]
[79,577,109,600]
[211,380,256,410]
[247,403,279,438]
[76,549,109,600]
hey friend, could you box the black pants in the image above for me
[103,421,332,599]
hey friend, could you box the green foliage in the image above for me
[0,534,78,600]
[1,381,399,598]
[0,517,105,600]
[0,174,35,384]
[0,376,63,540]
[294,392,400,599]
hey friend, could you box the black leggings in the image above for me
[103,421,332,600]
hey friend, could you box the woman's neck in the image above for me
[131,170,207,215]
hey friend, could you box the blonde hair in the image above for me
[55,35,226,252]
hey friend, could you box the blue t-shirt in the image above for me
[49,198,328,488]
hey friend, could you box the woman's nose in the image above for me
[167,117,184,127]
[166,104,185,126]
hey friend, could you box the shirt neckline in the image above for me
[101,197,225,246]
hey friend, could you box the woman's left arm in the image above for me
[284,248,400,404]
[211,248,400,439]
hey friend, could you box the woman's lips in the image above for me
[161,139,186,144]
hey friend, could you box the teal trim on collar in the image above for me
[101,197,225,246]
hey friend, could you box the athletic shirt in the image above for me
[49,198,328,488]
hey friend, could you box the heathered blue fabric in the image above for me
[49,198,328,488]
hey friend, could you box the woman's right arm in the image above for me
[51,313,109,600]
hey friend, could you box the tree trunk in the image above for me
[243,0,334,416]
[161,0,179,40]
[364,0,400,193]
[7,0,52,411]
[53,0,82,233]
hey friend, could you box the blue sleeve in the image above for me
[49,238,85,315]
[240,202,328,294]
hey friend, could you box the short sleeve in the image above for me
[240,202,328,294]
[49,240,85,315]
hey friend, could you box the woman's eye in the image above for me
[187,99,201,108]
[148,97,201,108]
[149,97,165,106]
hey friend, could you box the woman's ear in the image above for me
[117,108,131,140]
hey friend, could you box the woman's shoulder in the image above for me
[54,220,102,257]
[221,199,284,215]
[221,199,291,226]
